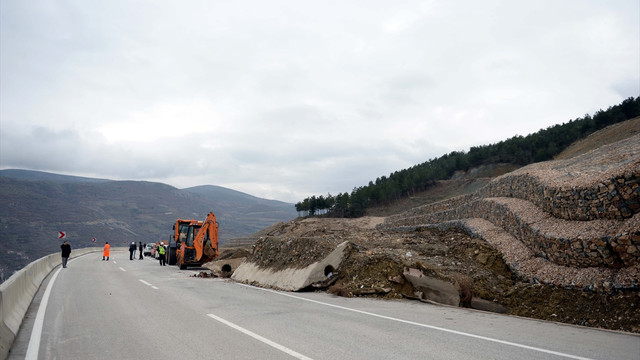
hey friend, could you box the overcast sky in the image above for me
[1,1,638,203]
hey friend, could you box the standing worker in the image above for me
[129,242,136,260]
[103,242,110,261]
[60,240,71,268]
[138,241,144,260]
[158,242,166,266]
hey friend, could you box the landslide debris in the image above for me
[248,236,341,271]
[222,121,640,333]
[231,216,639,333]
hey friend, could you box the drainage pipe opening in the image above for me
[324,265,335,278]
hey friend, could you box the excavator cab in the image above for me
[173,212,219,270]
[180,224,201,267]
[171,219,202,266]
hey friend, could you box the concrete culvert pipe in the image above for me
[324,265,335,277]
[231,241,349,291]
[221,264,232,272]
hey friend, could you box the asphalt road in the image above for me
[9,251,640,360]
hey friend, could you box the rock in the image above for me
[470,298,508,313]
[476,253,489,265]
[403,268,460,306]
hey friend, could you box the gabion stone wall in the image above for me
[381,134,640,268]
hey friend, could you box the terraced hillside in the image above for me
[380,134,640,291]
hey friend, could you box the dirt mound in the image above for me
[248,236,341,271]
[218,247,252,260]
[239,213,639,333]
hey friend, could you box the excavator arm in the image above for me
[194,212,219,261]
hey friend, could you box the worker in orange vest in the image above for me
[103,242,111,261]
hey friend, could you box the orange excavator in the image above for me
[168,218,202,265]
[171,212,219,269]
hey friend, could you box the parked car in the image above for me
[144,244,153,257]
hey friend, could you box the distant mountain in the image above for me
[0,169,111,183]
[0,170,298,280]
[182,185,297,236]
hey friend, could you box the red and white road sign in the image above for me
[58,231,66,239]
[92,237,97,242]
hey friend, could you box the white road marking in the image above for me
[139,279,159,289]
[119,267,126,272]
[237,284,596,360]
[26,256,81,359]
[25,268,61,360]
[207,313,314,360]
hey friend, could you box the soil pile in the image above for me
[233,216,639,333]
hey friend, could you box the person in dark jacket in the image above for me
[138,241,144,260]
[129,242,136,260]
[60,241,71,268]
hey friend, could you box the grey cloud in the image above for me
[612,78,640,99]
[1,0,638,203]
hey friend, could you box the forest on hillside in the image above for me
[295,96,640,218]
